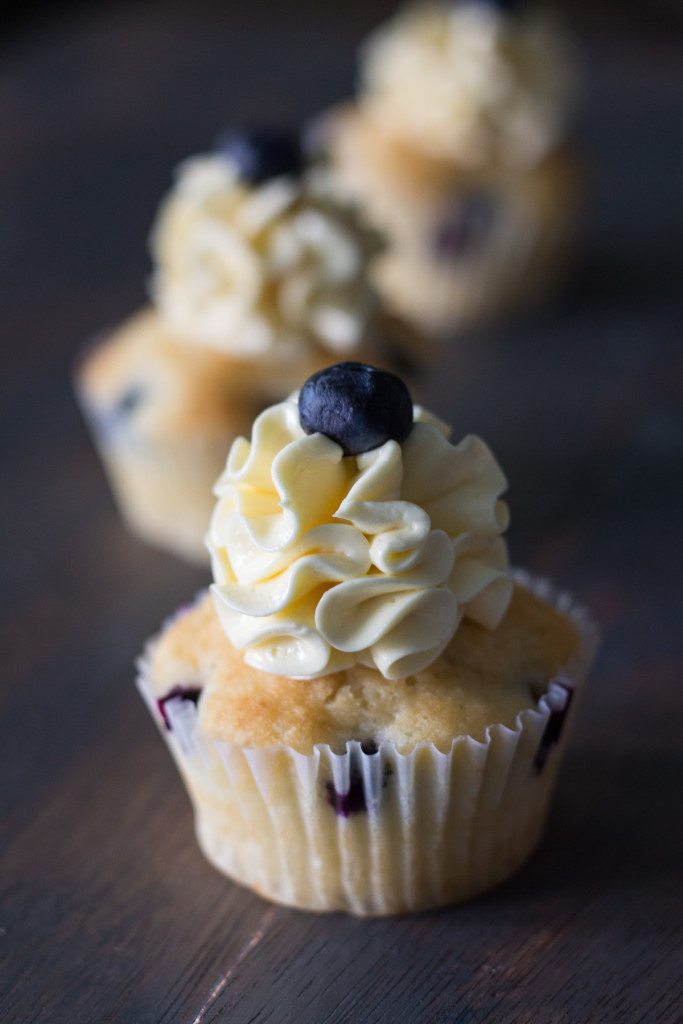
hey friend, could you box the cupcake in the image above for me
[76,130,424,564]
[318,1,580,335]
[74,308,286,563]
[137,363,597,914]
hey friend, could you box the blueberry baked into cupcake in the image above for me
[317,0,579,335]
[76,130,423,564]
[138,363,597,914]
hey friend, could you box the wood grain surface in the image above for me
[1,3,682,1022]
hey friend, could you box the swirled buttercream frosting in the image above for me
[360,1,576,169]
[208,393,511,680]
[150,154,380,356]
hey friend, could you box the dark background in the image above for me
[2,2,682,1022]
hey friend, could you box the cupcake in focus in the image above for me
[76,130,424,564]
[138,363,597,914]
[318,1,580,335]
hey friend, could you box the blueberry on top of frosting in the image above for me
[215,128,304,184]
[209,389,511,680]
[298,362,413,456]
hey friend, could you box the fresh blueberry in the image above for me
[157,685,202,731]
[532,683,574,774]
[215,128,303,184]
[298,362,413,456]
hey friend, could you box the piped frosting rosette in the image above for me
[150,154,380,357]
[360,1,576,169]
[208,393,511,680]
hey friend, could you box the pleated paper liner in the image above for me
[137,570,598,915]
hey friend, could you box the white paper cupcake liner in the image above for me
[137,571,598,915]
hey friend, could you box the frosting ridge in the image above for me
[360,1,576,169]
[150,155,380,356]
[208,396,512,680]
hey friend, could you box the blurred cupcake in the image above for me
[138,363,597,914]
[76,130,424,564]
[74,308,285,564]
[319,1,580,335]
[151,129,379,360]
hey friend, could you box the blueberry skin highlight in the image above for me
[298,362,414,456]
[216,128,303,185]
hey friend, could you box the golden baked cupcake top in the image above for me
[359,1,576,169]
[147,583,578,753]
[207,363,511,681]
[149,129,381,359]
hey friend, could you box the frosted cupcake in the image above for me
[319,1,580,335]
[137,363,597,914]
[77,130,423,563]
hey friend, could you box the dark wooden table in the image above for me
[2,3,682,1021]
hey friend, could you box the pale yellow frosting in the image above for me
[150,155,380,356]
[360,1,576,169]
[208,396,511,680]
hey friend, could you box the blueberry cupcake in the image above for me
[74,308,285,563]
[137,364,597,914]
[318,0,580,335]
[77,130,424,564]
